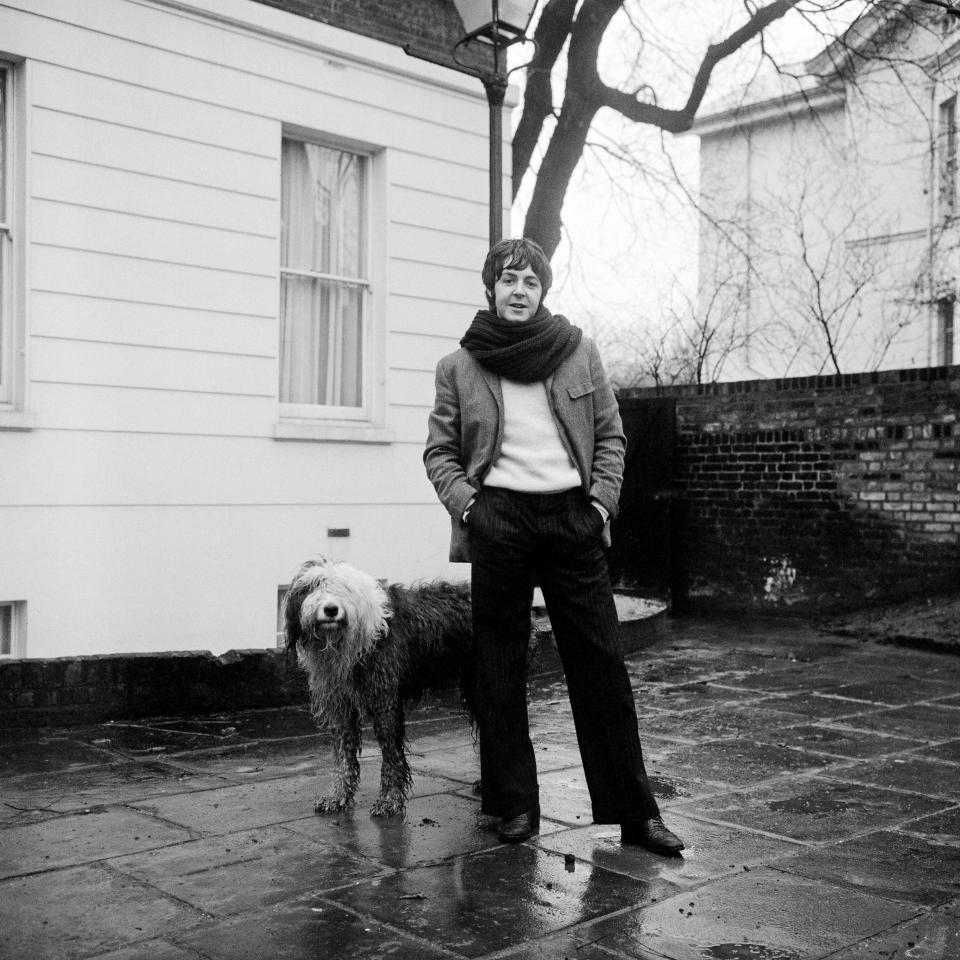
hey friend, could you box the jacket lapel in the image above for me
[477,363,504,414]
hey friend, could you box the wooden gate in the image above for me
[608,396,677,605]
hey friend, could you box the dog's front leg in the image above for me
[369,697,411,817]
[314,707,362,813]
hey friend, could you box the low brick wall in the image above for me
[0,607,666,729]
[0,648,308,729]
[620,366,960,612]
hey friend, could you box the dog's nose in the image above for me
[322,603,339,619]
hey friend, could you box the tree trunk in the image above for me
[521,0,622,256]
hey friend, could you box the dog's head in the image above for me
[283,556,390,660]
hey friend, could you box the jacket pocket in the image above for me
[567,381,595,400]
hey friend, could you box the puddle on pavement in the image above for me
[767,796,865,816]
[704,944,801,960]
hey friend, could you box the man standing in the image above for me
[424,238,684,854]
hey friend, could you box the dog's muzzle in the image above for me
[301,599,346,643]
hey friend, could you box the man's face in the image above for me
[493,264,543,322]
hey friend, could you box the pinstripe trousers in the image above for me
[468,486,661,824]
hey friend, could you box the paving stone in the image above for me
[324,843,671,957]
[702,671,811,694]
[110,824,385,916]
[826,897,960,959]
[536,814,804,887]
[0,806,195,878]
[825,754,960,801]
[656,738,834,789]
[828,676,957,706]
[0,760,231,822]
[764,692,884,720]
[408,740,480,784]
[637,703,810,744]
[0,735,115,776]
[675,776,952,843]
[285,791,556,870]
[774,827,960,906]
[164,735,322,780]
[639,681,764,713]
[897,805,960,845]
[497,928,663,958]
[175,900,454,960]
[62,722,216,755]
[589,868,920,960]
[752,722,923,760]
[833,703,960,740]
[133,765,463,835]
[85,942,197,960]
[0,864,200,960]
[915,738,960,763]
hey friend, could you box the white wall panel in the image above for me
[31,337,275,397]
[31,292,275,357]
[32,60,277,157]
[0,501,457,658]
[32,200,277,278]
[29,383,277,436]
[32,246,277,317]
[33,109,277,198]
[0,431,436,506]
[32,155,278,235]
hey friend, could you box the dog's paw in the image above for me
[314,795,351,814]
[370,797,405,817]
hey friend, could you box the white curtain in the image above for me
[280,140,364,407]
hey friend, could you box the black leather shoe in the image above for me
[621,816,684,854]
[498,809,540,843]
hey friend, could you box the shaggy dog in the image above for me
[283,556,480,817]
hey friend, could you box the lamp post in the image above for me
[406,0,539,248]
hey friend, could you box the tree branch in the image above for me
[597,0,800,133]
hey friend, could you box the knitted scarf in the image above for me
[459,305,582,383]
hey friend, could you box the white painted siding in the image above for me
[0,0,503,656]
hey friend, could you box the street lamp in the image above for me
[406,0,539,248]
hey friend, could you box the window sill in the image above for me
[0,411,35,431]
[273,420,394,444]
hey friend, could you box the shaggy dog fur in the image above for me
[284,556,480,817]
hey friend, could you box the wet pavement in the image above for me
[2,616,959,960]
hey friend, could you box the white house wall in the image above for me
[0,0,501,656]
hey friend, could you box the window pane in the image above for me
[280,275,363,407]
[280,138,367,409]
[281,140,364,278]
[0,606,11,656]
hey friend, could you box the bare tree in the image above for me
[513,0,938,260]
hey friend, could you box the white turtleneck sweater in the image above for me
[483,378,581,492]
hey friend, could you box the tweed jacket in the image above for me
[424,336,626,562]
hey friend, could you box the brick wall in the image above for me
[0,649,308,729]
[251,0,492,72]
[619,366,960,613]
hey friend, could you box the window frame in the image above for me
[0,600,26,658]
[938,295,955,366]
[275,129,390,443]
[0,56,29,430]
[939,95,957,220]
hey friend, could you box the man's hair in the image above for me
[481,238,553,308]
